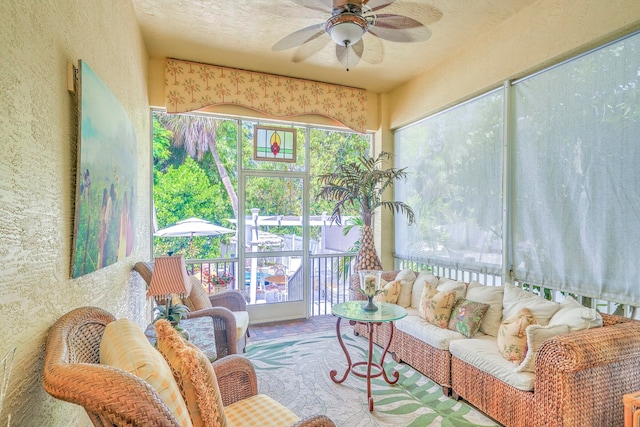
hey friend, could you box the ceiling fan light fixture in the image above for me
[325,13,368,47]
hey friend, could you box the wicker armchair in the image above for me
[134,260,249,356]
[43,306,336,427]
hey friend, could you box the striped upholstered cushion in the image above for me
[100,318,193,427]
[225,394,300,427]
[186,277,213,310]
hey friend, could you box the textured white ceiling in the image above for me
[133,0,538,93]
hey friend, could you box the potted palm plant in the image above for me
[316,151,415,298]
[154,303,190,339]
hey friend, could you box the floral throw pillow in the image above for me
[497,307,537,363]
[374,280,402,303]
[419,286,456,328]
[448,299,490,338]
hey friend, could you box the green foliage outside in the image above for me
[152,112,370,259]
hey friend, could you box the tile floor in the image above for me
[247,315,338,342]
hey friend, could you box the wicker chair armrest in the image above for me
[533,316,640,426]
[212,355,258,406]
[45,364,180,426]
[44,309,181,427]
[209,290,247,311]
[292,415,337,427]
[133,261,154,285]
[186,306,238,354]
[536,318,640,373]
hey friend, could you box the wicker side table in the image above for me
[145,316,217,362]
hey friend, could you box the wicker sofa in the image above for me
[352,271,640,427]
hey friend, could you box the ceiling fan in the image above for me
[272,0,439,71]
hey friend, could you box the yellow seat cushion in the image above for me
[99,318,192,427]
[155,319,227,427]
[232,311,249,339]
[225,394,300,427]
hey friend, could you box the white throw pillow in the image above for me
[410,271,439,309]
[516,323,570,373]
[466,281,505,337]
[549,296,603,331]
[436,279,467,301]
[502,282,560,326]
[395,269,417,307]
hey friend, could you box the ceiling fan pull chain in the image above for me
[345,41,350,71]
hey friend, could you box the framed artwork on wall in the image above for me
[71,60,137,278]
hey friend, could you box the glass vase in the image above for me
[359,270,381,312]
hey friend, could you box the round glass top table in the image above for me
[330,301,408,412]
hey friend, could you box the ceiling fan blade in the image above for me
[374,13,425,29]
[291,0,333,13]
[272,23,326,51]
[367,4,444,25]
[361,34,383,65]
[336,39,363,71]
[292,36,332,63]
[365,0,398,12]
[369,14,432,42]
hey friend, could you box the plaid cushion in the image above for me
[225,394,300,427]
[100,319,192,426]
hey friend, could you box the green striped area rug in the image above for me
[246,331,498,427]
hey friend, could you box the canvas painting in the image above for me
[71,61,137,278]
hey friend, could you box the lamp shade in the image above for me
[147,255,192,300]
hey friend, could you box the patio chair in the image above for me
[43,306,336,427]
[134,259,250,356]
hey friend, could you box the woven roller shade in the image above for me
[164,58,368,133]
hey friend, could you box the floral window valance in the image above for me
[164,58,368,133]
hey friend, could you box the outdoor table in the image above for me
[330,301,407,411]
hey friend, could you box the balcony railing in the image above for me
[182,254,636,318]
[184,253,356,317]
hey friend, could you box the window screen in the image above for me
[511,33,640,304]
[394,90,504,274]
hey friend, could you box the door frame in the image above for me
[237,124,311,323]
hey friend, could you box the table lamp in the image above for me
[147,255,192,328]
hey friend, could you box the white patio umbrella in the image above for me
[155,217,235,257]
